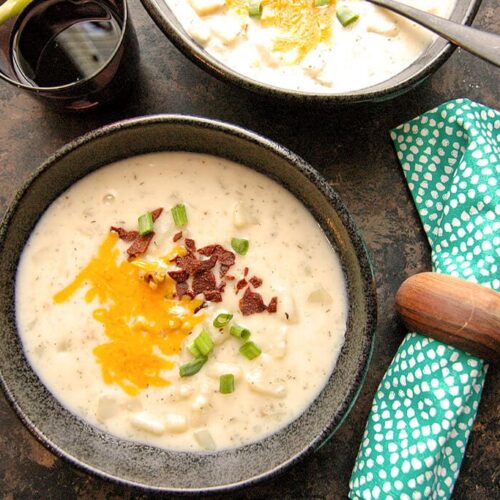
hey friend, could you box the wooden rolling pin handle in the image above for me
[396,272,500,363]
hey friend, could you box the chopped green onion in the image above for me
[187,341,203,358]
[230,324,251,341]
[231,238,249,256]
[194,330,214,356]
[213,313,233,328]
[239,341,261,360]
[248,1,262,17]
[336,6,359,27]
[219,374,235,394]
[179,356,207,377]
[138,211,154,236]
[171,203,188,227]
[315,0,330,6]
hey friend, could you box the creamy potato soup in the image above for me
[16,152,347,451]
[166,0,455,92]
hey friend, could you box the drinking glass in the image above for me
[0,0,139,111]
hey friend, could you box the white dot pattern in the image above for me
[349,99,499,499]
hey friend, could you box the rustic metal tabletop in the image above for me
[0,1,498,498]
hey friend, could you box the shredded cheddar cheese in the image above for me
[53,233,204,396]
[226,0,336,61]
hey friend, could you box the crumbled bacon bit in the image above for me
[204,290,222,302]
[267,297,278,313]
[197,244,235,277]
[217,249,235,267]
[224,274,235,281]
[110,226,138,242]
[192,270,217,296]
[219,264,230,278]
[168,270,189,283]
[151,208,163,221]
[244,267,249,277]
[236,279,247,294]
[239,287,267,316]
[175,254,217,275]
[173,231,183,242]
[111,208,163,258]
[217,281,227,292]
[197,255,218,273]
[198,244,221,256]
[176,282,193,299]
[127,233,155,258]
[249,276,263,288]
[185,238,196,254]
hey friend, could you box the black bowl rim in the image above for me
[0,115,377,492]
[139,0,481,104]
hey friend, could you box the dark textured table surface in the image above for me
[0,1,499,498]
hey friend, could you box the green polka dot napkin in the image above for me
[349,98,499,499]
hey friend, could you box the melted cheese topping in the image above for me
[53,233,204,396]
[227,0,336,61]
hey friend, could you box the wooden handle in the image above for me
[396,272,500,362]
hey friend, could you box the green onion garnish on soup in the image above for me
[248,1,262,17]
[230,324,251,341]
[171,203,188,228]
[187,341,203,358]
[138,211,154,236]
[213,313,233,328]
[239,341,261,360]
[231,237,249,255]
[194,330,214,356]
[179,356,207,377]
[336,6,359,27]
[219,374,235,394]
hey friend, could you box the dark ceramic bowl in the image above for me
[0,116,376,492]
[140,0,480,104]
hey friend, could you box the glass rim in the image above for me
[0,0,129,92]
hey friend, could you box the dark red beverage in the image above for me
[0,0,138,110]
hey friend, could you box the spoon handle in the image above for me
[367,0,500,67]
[396,273,500,362]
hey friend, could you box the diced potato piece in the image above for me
[96,394,119,421]
[191,394,209,411]
[166,384,193,402]
[246,369,287,398]
[280,294,299,324]
[190,394,210,427]
[194,430,216,451]
[131,412,165,435]
[210,17,242,44]
[207,362,243,381]
[268,325,287,359]
[302,51,326,78]
[233,201,258,228]
[367,14,399,37]
[179,384,194,399]
[315,71,334,87]
[187,19,211,45]
[255,42,280,68]
[125,398,142,412]
[165,413,188,433]
[308,285,333,305]
[189,0,225,16]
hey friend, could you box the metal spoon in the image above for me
[365,0,500,67]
